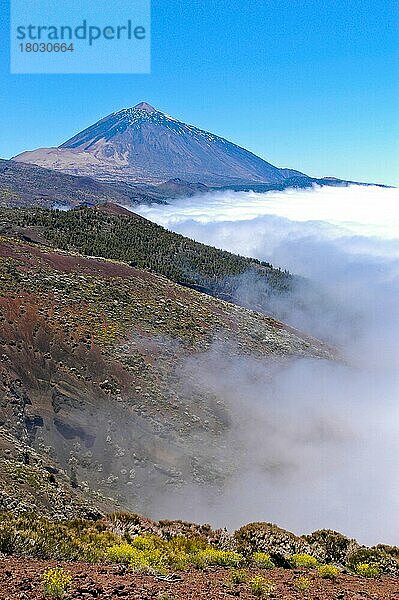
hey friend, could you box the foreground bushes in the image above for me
[251,552,274,569]
[0,513,119,562]
[234,522,318,564]
[317,564,340,579]
[355,563,381,578]
[193,548,243,568]
[249,575,275,597]
[41,568,72,598]
[289,553,318,568]
[348,547,399,577]
[304,529,359,564]
[105,537,243,572]
[0,512,397,577]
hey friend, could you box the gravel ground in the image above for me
[1,557,398,600]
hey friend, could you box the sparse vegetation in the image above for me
[0,229,332,525]
[251,552,274,568]
[249,575,275,597]
[0,206,292,304]
[0,511,397,600]
[105,543,140,565]
[0,513,119,562]
[355,563,381,578]
[41,567,72,598]
[0,514,239,574]
[294,576,312,594]
[1,511,396,583]
[193,548,243,568]
[348,547,399,576]
[234,522,318,562]
[229,568,248,585]
[317,564,340,579]
[305,529,359,564]
[289,553,318,568]
[106,538,243,572]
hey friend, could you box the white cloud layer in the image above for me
[136,184,399,545]
[137,184,399,241]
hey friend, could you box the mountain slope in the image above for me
[0,159,170,208]
[1,158,372,214]
[0,234,332,517]
[13,102,307,185]
[0,204,293,305]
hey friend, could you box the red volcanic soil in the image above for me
[94,203,144,218]
[1,558,398,600]
[0,237,145,279]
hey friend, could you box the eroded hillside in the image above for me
[0,234,332,518]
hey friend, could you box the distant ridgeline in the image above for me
[0,206,292,305]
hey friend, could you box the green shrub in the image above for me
[167,549,191,571]
[235,522,314,560]
[0,522,18,554]
[130,535,156,551]
[41,567,72,599]
[138,548,168,573]
[251,552,274,569]
[160,534,207,567]
[305,529,358,564]
[248,575,275,597]
[106,543,138,565]
[374,544,399,559]
[193,548,243,568]
[167,535,207,554]
[106,541,245,572]
[355,563,380,578]
[295,576,311,594]
[348,547,399,576]
[105,543,167,573]
[317,564,340,579]
[0,513,119,562]
[229,569,248,585]
[289,553,318,568]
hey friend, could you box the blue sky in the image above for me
[1,0,398,185]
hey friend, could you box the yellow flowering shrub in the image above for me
[41,567,72,598]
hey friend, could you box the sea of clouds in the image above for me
[136,185,399,545]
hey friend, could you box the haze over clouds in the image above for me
[137,185,399,349]
[137,184,399,241]
[137,185,399,545]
